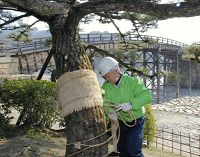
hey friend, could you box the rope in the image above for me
[110,120,120,153]
[66,129,111,146]
[66,100,137,157]
[118,111,137,128]
[66,129,113,157]
[67,136,113,157]
[104,99,137,128]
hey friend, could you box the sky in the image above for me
[32,15,200,45]
[79,16,200,45]
[8,0,200,45]
[25,0,200,45]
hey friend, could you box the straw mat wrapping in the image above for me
[57,69,103,116]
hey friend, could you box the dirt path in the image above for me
[0,136,66,157]
[0,136,181,157]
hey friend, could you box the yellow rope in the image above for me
[118,111,137,128]
[106,100,137,128]
[66,129,113,157]
[66,129,111,146]
[67,136,113,157]
[66,100,137,157]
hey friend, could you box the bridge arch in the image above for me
[0,33,199,102]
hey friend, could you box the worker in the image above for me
[97,56,152,157]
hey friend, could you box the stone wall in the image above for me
[0,74,37,83]
[0,56,19,75]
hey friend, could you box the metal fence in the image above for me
[153,128,200,157]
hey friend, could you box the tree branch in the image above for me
[77,1,200,20]
[0,13,30,28]
[2,0,70,20]
[86,44,162,79]
[2,0,200,22]
[17,20,40,37]
[95,12,127,20]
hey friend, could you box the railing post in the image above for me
[188,60,192,94]
[87,34,90,44]
[199,134,200,156]
[34,41,37,51]
[176,50,180,98]
[163,54,167,98]
[172,129,174,153]
[143,50,147,86]
[162,127,164,151]
[0,43,4,54]
[189,133,192,157]
[39,38,43,48]
[100,34,102,43]
[180,131,182,156]
[156,47,161,104]
[110,33,113,42]
[129,34,131,41]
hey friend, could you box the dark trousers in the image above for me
[117,116,145,157]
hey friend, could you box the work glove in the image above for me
[108,112,118,121]
[115,103,132,112]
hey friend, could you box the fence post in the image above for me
[172,129,174,153]
[162,127,164,151]
[180,131,182,156]
[199,134,200,156]
[189,133,191,157]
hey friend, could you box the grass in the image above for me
[144,147,185,157]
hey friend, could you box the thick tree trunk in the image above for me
[65,107,108,157]
[49,14,108,157]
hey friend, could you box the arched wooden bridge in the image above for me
[0,33,199,103]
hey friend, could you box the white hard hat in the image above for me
[97,57,119,76]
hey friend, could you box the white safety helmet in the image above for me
[97,57,119,76]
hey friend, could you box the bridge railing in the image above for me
[0,37,50,56]
[80,33,186,48]
[0,33,187,56]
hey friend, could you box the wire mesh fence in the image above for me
[152,128,200,157]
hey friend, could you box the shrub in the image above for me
[144,104,157,146]
[0,80,59,129]
[0,113,11,138]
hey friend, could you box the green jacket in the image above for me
[102,74,152,122]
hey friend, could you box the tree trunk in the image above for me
[49,14,108,157]
[65,107,108,157]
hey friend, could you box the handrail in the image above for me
[80,33,187,48]
[0,33,187,55]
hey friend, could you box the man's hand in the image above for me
[115,103,132,112]
[108,112,118,121]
